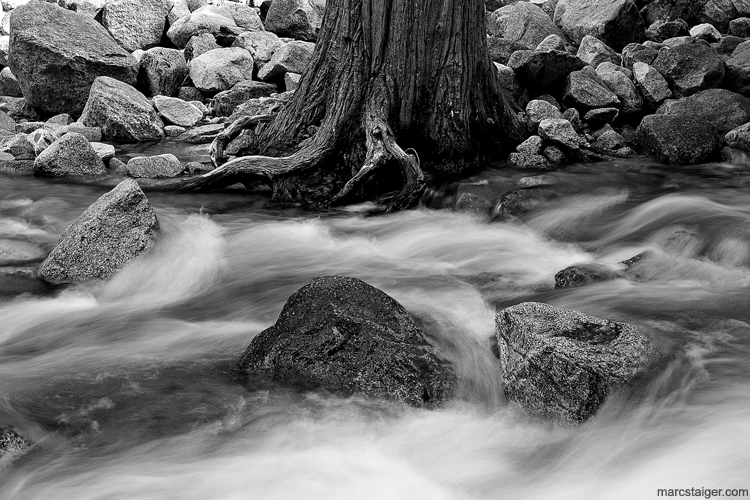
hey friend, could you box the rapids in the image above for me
[0,158,749,499]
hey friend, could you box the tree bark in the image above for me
[184,0,524,211]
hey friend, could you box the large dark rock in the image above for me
[137,47,189,98]
[487,2,568,49]
[80,76,164,142]
[8,2,138,116]
[554,263,623,288]
[622,42,659,69]
[656,89,750,135]
[263,0,325,42]
[210,80,278,117]
[640,0,704,27]
[494,302,655,423]
[101,0,166,52]
[38,179,159,283]
[597,63,644,114]
[651,43,725,97]
[238,276,455,408]
[725,41,750,96]
[0,428,29,456]
[507,49,586,91]
[553,0,644,51]
[637,114,719,164]
[487,35,529,65]
[563,66,620,109]
[34,132,106,177]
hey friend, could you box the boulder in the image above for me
[176,123,224,143]
[640,0,703,27]
[56,0,108,17]
[646,19,689,41]
[233,30,285,69]
[725,122,750,151]
[594,129,626,150]
[563,66,620,110]
[137,47,189,97]
[487,2,568,49]
[264,0,325,42]
[584,107,619,127]
[651,43,724,97]
[3,133,34,159]
[152,95,202,127]
[637,114,719,164]
[101,0,166,52]
[735,0,750,16]
[487,36,529,65]
[621,42,659,69]
[526,99,563,133]
[536,34,567,52]
[576,35,620,68]
[553,0,644,51]
[494,302,655,423]
[59,124,102,142]
[495,63,529,108]
[90,142,115,161]
[220,2,264,31]
[166,5,237,49]
[190,47,254,93]
[79,76,164,142]
[508,152,551,169]
[26,128,56,156]
[34,132,105,176]
[539,118,583,149]
[597,63,644,114]
[699,0,738,33]
[258,40,315,81]
[38,179,159,282]
[633,62,672,108]
[210,80,278,117]
[125,153,183,178]
[0,67,22,98]
[238,276,455,408]
[689,23,722,43]
[507,49,586,91]
[725,41,750,96]
[729,17,750,37]
[184,33,219,62]
[8,2,138,116]
[0,428,29,457]
[517,135,544,155]
[554,263,622,288]
[0,110,14,133]
[656,89,750,135]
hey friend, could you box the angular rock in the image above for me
[38,179,159,282]
[0,110,14,132]
[621,42,659,69]
[3,133,34,159]
[164,125,186,137]
[487,35,529,65]
[238,276,455,408]
[220,2,264,31]
[0,428,29,457]
[526,99,563,133]
[284,72,301,91]
[651,43,724,97]
[536,34,567,52]
[264,0,324,42]
[725,41,750,96]
[553,0,644,51]
[0,35,9,67]
[689,23,722,43]
[517,135,544,155]
[594,129,626,150]
[488,2,568,49]
[646,19,689,41]
[101,0,166,52]
[633,62,672,108]
[495,62,529,109]
[656,89,750,135]
[190,47,254,93]
[26,128,56,156]
[584,107,619,127]
[233,30,285,69]
[597,63,644,114]
[563,66,620,110]
[699,0,737,33]
[137,47,189,97]
[210,80,278,117]
[539,118,583,149]
[576,35,620,68]
[80,77,164,142]
[509,152,552,169]
[507,49,586,91]
[34,132,105,176]
[725,122,750,151]
[562,107,582,131]
[126,153,183,178]
[543,144,567,164]
[0,67,21,98]
[258,40,315,81]
[184,32,220,62]
[729,17,750,38]
[8,2,138,116]
[153,95,202,127]
[637,114,719,164]
[494,302,655,423]
[166,5,237,49]
[176,123,223,143]
[91,142,115,161]
[60,124,102,142]
[555,263,622,288]
[178,86,204,102]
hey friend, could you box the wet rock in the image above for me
[176,123,224,143]
[167,5,236,49]
[651,43,725,97]
[597,63,644,114]
[526,99,563,133]
[34,132,106,176]
[690,23,722,43]
[656,89,750,135]
[494,302,655,423]
[637,114,719,164]
[8,2,138,116]
[487,36,529,65]
[507,49,586,91]
[238,276,455,408]
[164,125,186,137]
[553,0,644,51]
[137,47,189,97]
[210,80,278,117]
[80,76,164,142]
[725,41,750,96]
[577,35,620,68]
[621,42,660,70]
[153,96,202,127]
[126,153,183,178]
[233,31,285,69]
[539,118,583,149]
[729,17,750,38]
[563,66,620,110]
[509,152,552,169]
[554,263,623,288]
[633,62,672,108]
[190,47,254,93]
[264,0,324,42]
[0,67,21,98]
[492,189,534,219]
[455,192,493,215]
[0,428,29,456]
[258,40,315,81]
[487,2,567,49]
[38,179,159,283]
[101,0,165,52]
[725,122,750,150]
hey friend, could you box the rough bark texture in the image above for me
[184,0,522,210]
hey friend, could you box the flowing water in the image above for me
[0,158,749,499]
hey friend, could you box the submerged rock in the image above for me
[238,276,455,408]
[494,302,655,423]
[38,179,159,283]
[554,263,623,289]
[0,428,29,456]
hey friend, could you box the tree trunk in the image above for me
[183,0,524,211]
